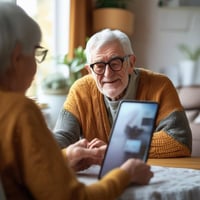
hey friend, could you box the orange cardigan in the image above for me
[65,68,191,158]
[0,90,130,200]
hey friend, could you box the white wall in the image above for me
[129,0,200,86]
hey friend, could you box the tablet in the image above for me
[98,100,159,179]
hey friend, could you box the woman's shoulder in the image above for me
[6,91,39,111]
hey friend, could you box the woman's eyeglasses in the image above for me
[90,55,130,75]
[35,46,48,63]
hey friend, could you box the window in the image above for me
[16,0,70,96]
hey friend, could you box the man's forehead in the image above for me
[91,42,124,59]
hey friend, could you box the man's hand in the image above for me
[66,138,107,171]
[87,138,107,149]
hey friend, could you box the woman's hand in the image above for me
[120,159,154,185]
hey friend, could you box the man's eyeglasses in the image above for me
[90,55,130,75]
[35,46,48,63]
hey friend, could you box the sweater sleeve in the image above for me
[84,169,130,200]
[137,69,192,158]
[11,99,130,200]
[53,109,81,148]
[149,110,192,158]
[149,131,191,158]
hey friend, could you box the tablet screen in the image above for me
[98,100,158,179]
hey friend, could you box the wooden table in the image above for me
[148,157,200,170]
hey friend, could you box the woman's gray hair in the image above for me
[0,2,42,74]
[85,29,134,63]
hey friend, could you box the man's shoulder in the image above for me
[135,68,177,97]
[138,68,167,77]
[77,74,94,82]
[71,74,97,90]
[137,68,171,83]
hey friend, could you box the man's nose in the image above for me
[104,64,113,77]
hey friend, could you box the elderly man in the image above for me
[54,29,192,159]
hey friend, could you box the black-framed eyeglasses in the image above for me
[35,45,48,63]
[90,55,131,75]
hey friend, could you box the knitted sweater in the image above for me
[65,68,192,158]
[0,89,130,200]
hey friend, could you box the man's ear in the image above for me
[85,65,92,74]
[130,55,136,67]
[128,54,136,74]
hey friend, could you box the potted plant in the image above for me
[64,46,87,87]
[38,46,87,128]
[41,72,69,94]
[41,45,87,94]
[93,0,134,36]
[178,44,200,61]
[95,0,129,8]
[178,44,200,86]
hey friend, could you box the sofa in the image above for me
[176,85,200,157]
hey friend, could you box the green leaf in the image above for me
[178,44,200,61]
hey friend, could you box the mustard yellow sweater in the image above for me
[65,68,192,158]
[0,89,130,200]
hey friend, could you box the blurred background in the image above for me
[2,0,200,128]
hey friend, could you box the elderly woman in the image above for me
[0,2,153,200]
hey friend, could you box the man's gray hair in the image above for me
[85,29,134,63]
[0,2,42,74]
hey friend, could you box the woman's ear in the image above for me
[11,43,23,67]
[6,43,22,77]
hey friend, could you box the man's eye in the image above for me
[110,62,118,66]
[110,60,120,66]
[96,63,105,68]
